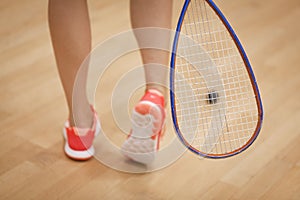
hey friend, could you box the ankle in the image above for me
[145,85,167,102]
[69,107,94,128]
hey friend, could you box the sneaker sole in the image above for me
[121,101,165,165]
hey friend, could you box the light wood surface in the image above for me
[1,0,299,199]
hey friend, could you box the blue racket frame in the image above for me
[170,0,264,158]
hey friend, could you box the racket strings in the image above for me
[174,0,259,155]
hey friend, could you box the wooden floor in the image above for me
[1,0,299,199]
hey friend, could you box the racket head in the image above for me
[170,0,263,159]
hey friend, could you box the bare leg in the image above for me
[130,0,173,101]
[121,0,173,164]
[48,0,93,128]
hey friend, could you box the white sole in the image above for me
[121,101,164,165]
[121,137,156,165]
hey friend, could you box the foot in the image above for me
[121,89,166,165]
[63,107,101,161]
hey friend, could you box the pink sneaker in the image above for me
[63,108,101,161]
[121,89,166,164]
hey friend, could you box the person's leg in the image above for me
[48,0,93,128]
[130,0,173,99]
[121,0,172,164]
[48,0,99,160]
